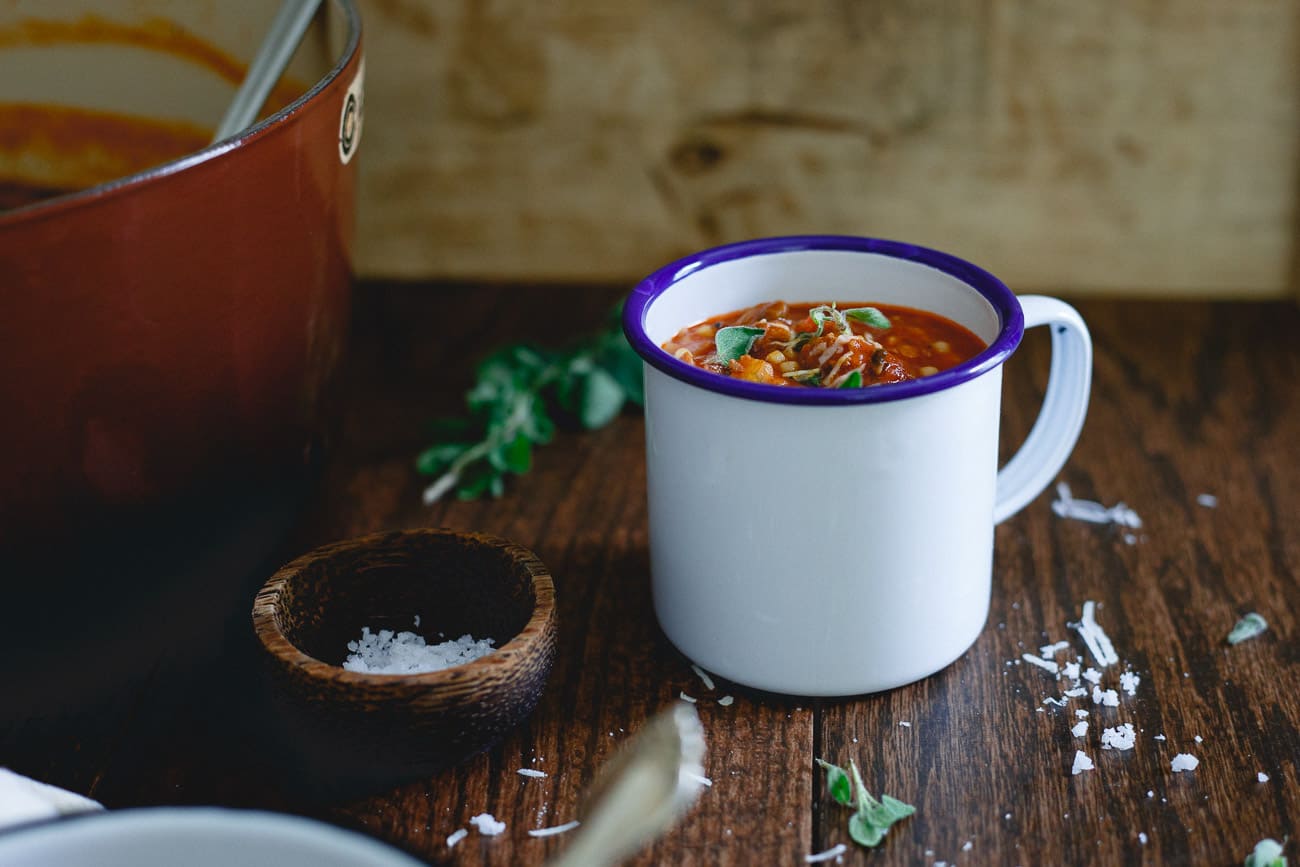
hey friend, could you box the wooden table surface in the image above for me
[2,284,1297,866]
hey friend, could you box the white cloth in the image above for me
[0,768,102,830]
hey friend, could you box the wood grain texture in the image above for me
[0,285,1295,866]
[355,1,1300,297]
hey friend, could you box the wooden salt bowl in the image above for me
[251,529,557,797]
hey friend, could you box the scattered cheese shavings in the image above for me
[1228,612,1269,645]
[1052,482,1143,528]
[1092,686,1120,707]
[1022,653,1060,674]
[1101,723,1136,751]
[679,691,697,703]
[1258,772,1271,783]
[804,843,848,863]
[690,663,716,691]
[717,695,734,706]
[517,768,547,778]
[470,813,507,835]
[446,828,468,848]
[1072,721,1088,737]
[1072,750,1095,775]
[1074,601,1120,667]
[1171,754,1199,772]
[528,820,580,837]
[1196,493,1218,508]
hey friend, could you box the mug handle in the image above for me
[994,295,1093,524]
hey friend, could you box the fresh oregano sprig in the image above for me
[417,305,642,503]
[816,757,915,849]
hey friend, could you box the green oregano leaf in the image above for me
[714,326,765,364]
[816,759,853,807]
[578,366,626,429]
[845,306,892,330]
[838,370,863,389]
[816,757,916,851]
[1228,612,1268,645]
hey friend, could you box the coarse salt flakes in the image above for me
[899,721,912,727]
[343,628,495,674]
[1101,723,1136,751]
[1076,709,1089,719]
[1064,687,1088,698]
[517,768,547,779]
[1258,772,1270,783]
[1072,721,1088,737]
[445,828,468,848]
[1072,751,1095,775]
[1196,493,1218,508]
[528,820,580,837]
[717,695,735,706]
[962,840,973,851]
[1041,640,1071,656]
[470,813,507,835]
[1153,734,1166,741]
[1083,668,1103,685]
[1171,754,1199,773]
[1063,661,1081,680]
[1194,735,1203,743]
[1139,832,1148,845]
[1119,670,1140,695]
[679,691,697,703]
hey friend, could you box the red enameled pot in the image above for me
[0,0,363,718]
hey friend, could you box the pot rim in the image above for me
[0,0,362,227]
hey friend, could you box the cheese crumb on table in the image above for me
[804,843,848,863]
[1101,723,1136,751]
[470,813,507,835]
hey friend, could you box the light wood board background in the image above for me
[354,0,1300,298]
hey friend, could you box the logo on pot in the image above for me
[339,57,365,164]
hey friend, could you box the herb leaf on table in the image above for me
[817,757,915,850]
[417,305,642,504]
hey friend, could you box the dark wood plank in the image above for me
[819,300,1300,865]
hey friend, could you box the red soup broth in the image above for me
[662,300,986,389]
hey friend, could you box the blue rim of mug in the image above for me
[622,235,1025,405]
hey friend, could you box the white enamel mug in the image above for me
[623,236,1092,696]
